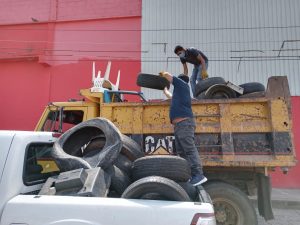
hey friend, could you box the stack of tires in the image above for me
[195,78,266,100]
[42,117,208,203]
[136,73,265,100]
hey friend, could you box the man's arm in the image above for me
[183,63,188,76]
[163,87,172,99]
[197,54,206,71]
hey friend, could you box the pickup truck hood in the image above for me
[1,195,215,225]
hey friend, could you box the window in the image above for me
[42,109,84,132]
[23,143,60,185]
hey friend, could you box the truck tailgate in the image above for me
[1,195,215,225]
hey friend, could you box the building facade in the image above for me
[0,0,299,188]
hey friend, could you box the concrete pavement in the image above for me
[251,188,300,210]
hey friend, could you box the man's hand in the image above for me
[163,87,172,99]
[201,70,209,79]
[159,71,173,83]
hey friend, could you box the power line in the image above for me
[1,25,300,32]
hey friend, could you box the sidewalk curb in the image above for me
[251,199,300,210]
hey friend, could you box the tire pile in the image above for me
[136,73,266,99]
[39,117,210,203]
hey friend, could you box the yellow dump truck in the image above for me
[35,64,296,224]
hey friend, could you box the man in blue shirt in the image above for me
[161,71,207,186]
[174,45,209,97]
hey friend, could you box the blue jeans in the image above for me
[191,62,208,97]
[174,118,203,176]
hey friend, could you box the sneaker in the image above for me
[190,175,207,186]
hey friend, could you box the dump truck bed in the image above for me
[99,76,296,168]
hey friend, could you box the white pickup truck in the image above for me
[0,131,215,225]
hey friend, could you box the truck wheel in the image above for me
[121,134,144,161]
[121,176,191,201]
[136,73,170,90]
[52,118,122,171]
[114,153,133,177]
[239,82,265,94]
[205,84,237,99]
[195,77,226,97]
[110,166,131,195]
[204,181,258,225]
[132,155,191,182]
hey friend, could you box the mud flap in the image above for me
[257,173,274,220]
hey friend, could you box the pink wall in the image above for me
[0,0,141,25]
[271,97,300,188]
[0,0,141,130]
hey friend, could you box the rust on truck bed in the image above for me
[98,76,296,168]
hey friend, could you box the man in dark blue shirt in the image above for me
[174,45,209,97]
[160,71,207,186]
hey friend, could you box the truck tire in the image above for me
[52,118,122,171]
[239,91,265,98]
[178,182,198,201]
[195,77,226,97]
[132,155,191,182]
[136,73,170,90]
[205,84,237,99]
[239,82,265,94]
[110,166,131,195]
[121,134,144,161]
[195,91,206,100]
[204,181,258,225]
[121,176,191,201]
[114,153,133,177]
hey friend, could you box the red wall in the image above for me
[0,0,141,130]
[271,97,300,188]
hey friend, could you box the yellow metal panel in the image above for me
[230,102,271,132]
[142,105,173,134]
[270,99,291,132]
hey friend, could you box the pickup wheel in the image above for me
[121,134,144,161]
[136,73,170,90]
[132,155,191,182]
[121,176,191,201]
[110,166,132,195]
[204,181,258,225]
[52,118,122,171]
[239,82,265,94]
[195,77,226,97]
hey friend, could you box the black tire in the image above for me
[195,91,206,100]
[239,82,265,94]
[121,176,191,201]
[121,134,144,161]
[110,166,132,195]
[136,73,170,90]
[239,91,265,98]
[204,181,258,225]
[132,155,191,182]
[205,84,237,99]
[52,118,122,171]
[178,182,198,201]
[195,77,226,97]
[114,153,133,177]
